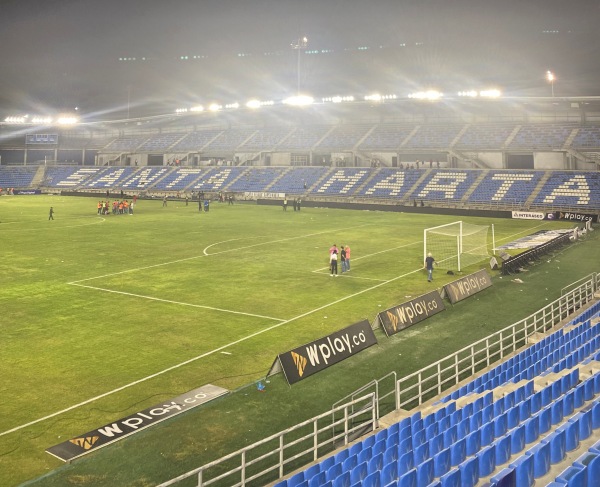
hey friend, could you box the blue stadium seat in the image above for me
[433,447,451,478]
[343,454,358,472]
[465,430,481,457]
[350,462,368,485]
[368,453,384,474]
[450,438,466,466]
[509,453,534,487]
[413,443,429,465]
[398,469,417,487]
[416,458,434,487]
[529,441,551,478]
[333,471,351,487]
[327,463,343,482]
[362,470,381,487]
[458,457,479,487]
[476,444,496,477]
[357,447,373,465]
[481,422,495,448]
[381,460,398,486]
[398,451,415,477]
[288,471,306,487]
[384,445,399,465]
[320,456,335,474]
[510,425,526,455]
[555,465,585,487]
[494,413,507,438]
[429,434,444,457]
[549,429,567,464]
[308,471,326,487]
[539,406,552,434]
[494,435,511,467]
[439,468,460,487]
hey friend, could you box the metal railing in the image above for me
[157,394,377,487]
[395,275,597,410]
[159,274,598,487]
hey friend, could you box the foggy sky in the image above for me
[0,0,598,115]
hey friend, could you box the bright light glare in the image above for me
[246,99,262,109]
[458,90,478,97]
[208,103,222,112]
[5,116,28,124]
[56,116,78,125]
[408,91,443,100]
[190,106,204,112]
[225,102,239,109]
[32,117,53,124]
[546,71,555,82]
[480,89,501,98]
[283,95,314,106]
[175,108,188,113]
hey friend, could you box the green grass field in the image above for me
[1,195,596,486]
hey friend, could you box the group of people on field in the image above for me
[97,196,137,215]
[328,244,351,277]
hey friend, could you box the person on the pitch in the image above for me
[48,207,54,220]
[330,247,338,277]
[425,252,435,282]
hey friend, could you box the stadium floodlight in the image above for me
[5,115,28,124]
[546,71,555,97]
[283,95,314,106]
[190,106,204,112]
[246,99,262,109]
[31,116,53,124]
[458,90,478,97]
[409,90,443,100]
[208,103,222,112]
[56,116,78,125]
[365,94,383,102]
[225,102,240,109]
[480,89,501,98]
[175,108,188,113]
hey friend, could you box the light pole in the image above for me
[291,36,308,94]
[546,71,555,97]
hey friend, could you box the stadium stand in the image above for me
[359,124,415,151]
[121,167,171,191]
[227,167,287,192]
[455,124,516,150]
[509,124,576,150]
[171,129,224,152]
[80,167,138,188]
[268,166,330,194]
[276,125,331,151]
[467,171,543,206]
[239,126,294,151]
[272,302,600,487]
[0,166,38,188]
[571,125,600,149]
[103,135,149,152]
[312,168,372,195]
[357,168,424,198]
[532,172,600,210]
[410,170,479,203]
[137,133,187,152]
[403,125,464,149]
[190,167,246,192]
[203,127,258,151]
[152,167,206,191]
[316,124,373,150]
[41,166,104,188]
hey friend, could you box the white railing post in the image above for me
[279,435,284,478]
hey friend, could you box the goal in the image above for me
[423,221,491,271]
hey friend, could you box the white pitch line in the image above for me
[1,263,421,438]
[69,283,285,322]
[69,223,374,284]
[311,270,389,282]
[0,219,565,438]
[0,216,105,231]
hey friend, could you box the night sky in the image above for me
[0,0,598,117]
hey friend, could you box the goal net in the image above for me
[423,221,490,271]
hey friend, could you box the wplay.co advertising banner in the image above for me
[443,269,493,304]
[277,320,377,385]
[547,211,598,223]
[377,290,445,337]
[46,384,228,462]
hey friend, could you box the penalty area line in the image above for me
[67,283,285,322]
[2,263,422,439]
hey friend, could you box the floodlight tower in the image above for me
[291,36,308,94]
[546,71,555,97]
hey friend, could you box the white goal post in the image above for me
[424,221,493,272]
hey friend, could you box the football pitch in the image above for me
[0,195,591,486]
